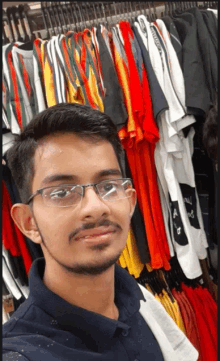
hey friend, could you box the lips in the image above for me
[74,228,116,241]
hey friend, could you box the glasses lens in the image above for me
[42,185,82,207]
[97,179,133,201]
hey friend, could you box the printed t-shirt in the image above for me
[147,23,203,278]
[155,19,208,260]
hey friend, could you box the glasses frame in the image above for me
[26,178,133,207]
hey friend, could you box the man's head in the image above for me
[8,103,136,276]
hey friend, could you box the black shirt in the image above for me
[3,258,164,361]
[96,25,128,132]
[173,13,211,116]
[187,7,217,103]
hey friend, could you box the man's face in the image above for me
[30,133,136,275]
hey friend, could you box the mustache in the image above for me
[69,219,121,242]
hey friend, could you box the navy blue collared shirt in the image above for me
[3,258,164,361]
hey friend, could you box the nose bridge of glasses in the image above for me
[82,183,100,197]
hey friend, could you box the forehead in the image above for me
[32,133,120,190]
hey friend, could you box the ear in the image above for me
[10,204,42,245]
[128,189,137,219]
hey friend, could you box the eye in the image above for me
[103,182,116,192]
[50,188,71,199]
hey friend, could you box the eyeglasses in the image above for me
[26,178,134,208]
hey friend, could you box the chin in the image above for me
[62,249,122,276]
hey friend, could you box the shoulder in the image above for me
[3,351,29,361]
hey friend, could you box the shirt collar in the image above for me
[28,258,145,346]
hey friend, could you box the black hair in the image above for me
[6,103,123,204]
[203,96,218,165]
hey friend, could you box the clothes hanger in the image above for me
[146,2,153,22]
[67,2,78,33]
[152,2,158,21]
[3,9,14,43]
[13,5,25,42]
[97,2,105,27]
[74,3,83,32]
[107,2,115,28]
[44,2,55,37]
[80,3,88,30]
[2,21,10,44]
[53,2,64,35]
[16,5,30,43]
[41,2,50,39]
[6,7,18,42]
[134,2,140,22]
[12,6,24,42]
[48,2,59,36]
[84,2,93,30]
[22,4,37,41]
[123,2,129,24]
[138,2,144,17]
[2,23,9,45]
[91,3,99,29]
[100,3,110,31]
[62,2,74,33]
[17,5,34,50]
[62,2,72,32]
[79,3,87,31]
[52,2,61,35]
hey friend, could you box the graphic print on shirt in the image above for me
[169,197,188,246]
[139,18,148,38]
[179,183,200,229]
[150,26,165,71]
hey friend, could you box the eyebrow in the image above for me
[40,169,122,187]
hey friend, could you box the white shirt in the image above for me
[139,284,199,361]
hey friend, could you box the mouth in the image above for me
[74,228,117,243]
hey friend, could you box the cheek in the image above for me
[35,207,75,241]
[112,200,132,227]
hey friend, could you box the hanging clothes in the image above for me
[2,3,217,306]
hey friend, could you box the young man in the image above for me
[3,103,198,361]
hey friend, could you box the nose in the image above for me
[79,186,111,221]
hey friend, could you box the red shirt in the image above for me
[2,181,32,275]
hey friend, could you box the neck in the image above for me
[43,260,119,320]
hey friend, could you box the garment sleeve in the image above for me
[3,352,30,361]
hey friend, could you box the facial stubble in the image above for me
[32,212,124,276]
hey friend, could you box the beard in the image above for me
[33,215,123,276]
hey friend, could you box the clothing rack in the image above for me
[3,1,218,43]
